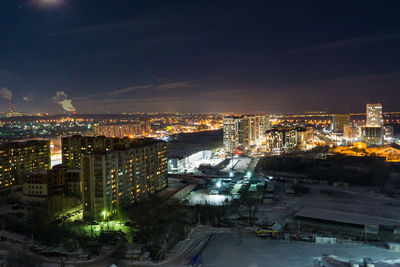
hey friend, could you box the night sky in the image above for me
[1,0,400,114]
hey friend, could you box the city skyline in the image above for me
[1,0,400,114]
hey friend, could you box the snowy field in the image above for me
[201,233,400,267]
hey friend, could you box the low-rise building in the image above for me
[343,123,361,141]
[23,171,48,196]
[334,142,400,162]
[22,164,81,197]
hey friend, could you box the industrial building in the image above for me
[81,138,168,220]
[360,126,383,146]
[168,150,212,173]
[295,208,400,239]
[334,142,400,162]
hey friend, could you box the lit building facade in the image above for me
[334,142,400,162]
[358,103,384,146]
[223,116,243,154]
[343,123,361,140]
[366,103,383,127]
[384,125,394,141]
[95,121,151,138]
[331,114,350,133]
[81,138,167,220]
[0,140,50,189]
[62,135,130,169]
[265,127,312,152]
[360,126,383,146]
[243,116,261,151]
[223,115,269,154]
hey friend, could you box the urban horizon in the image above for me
[2,1,400,266]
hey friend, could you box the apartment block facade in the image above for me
[81,138,167,220]
[0,140,50,189]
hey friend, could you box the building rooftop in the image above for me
[167,130,222,159]
[295,208,400,227]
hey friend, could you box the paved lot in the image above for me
[201,233,400,267]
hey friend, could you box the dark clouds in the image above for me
[1,0,400,113]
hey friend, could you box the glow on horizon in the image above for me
[32,0,63,8]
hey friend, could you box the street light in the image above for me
[101,210,107,220]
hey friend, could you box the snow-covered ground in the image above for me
[187,191,232,206]
[184,157,224,173]
[221,157,252,173]
[201,232,400,267]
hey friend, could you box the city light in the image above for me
[2,1,400,266]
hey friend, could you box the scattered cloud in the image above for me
[45,19,138,37]
[0,87,12,101]
[285,30,400,55]
[22,95,33,102]
[103,80,201,97]
[52,91,75,112]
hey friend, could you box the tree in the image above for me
[125,196,187,260]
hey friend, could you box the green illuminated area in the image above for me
[81,220,137,239]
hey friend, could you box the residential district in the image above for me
[1,104,400,266]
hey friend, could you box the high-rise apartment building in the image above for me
[366,103,383,127]
[223,115,268,154]
[0,140,50,189]
[331,114,350,133]
[243,116,261,151]
[265,127,313,152]
[62,135,130,169]
[361,103,384,145]
[81,138,167,220]
[259,116,271,139]
[223,116,243,154]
